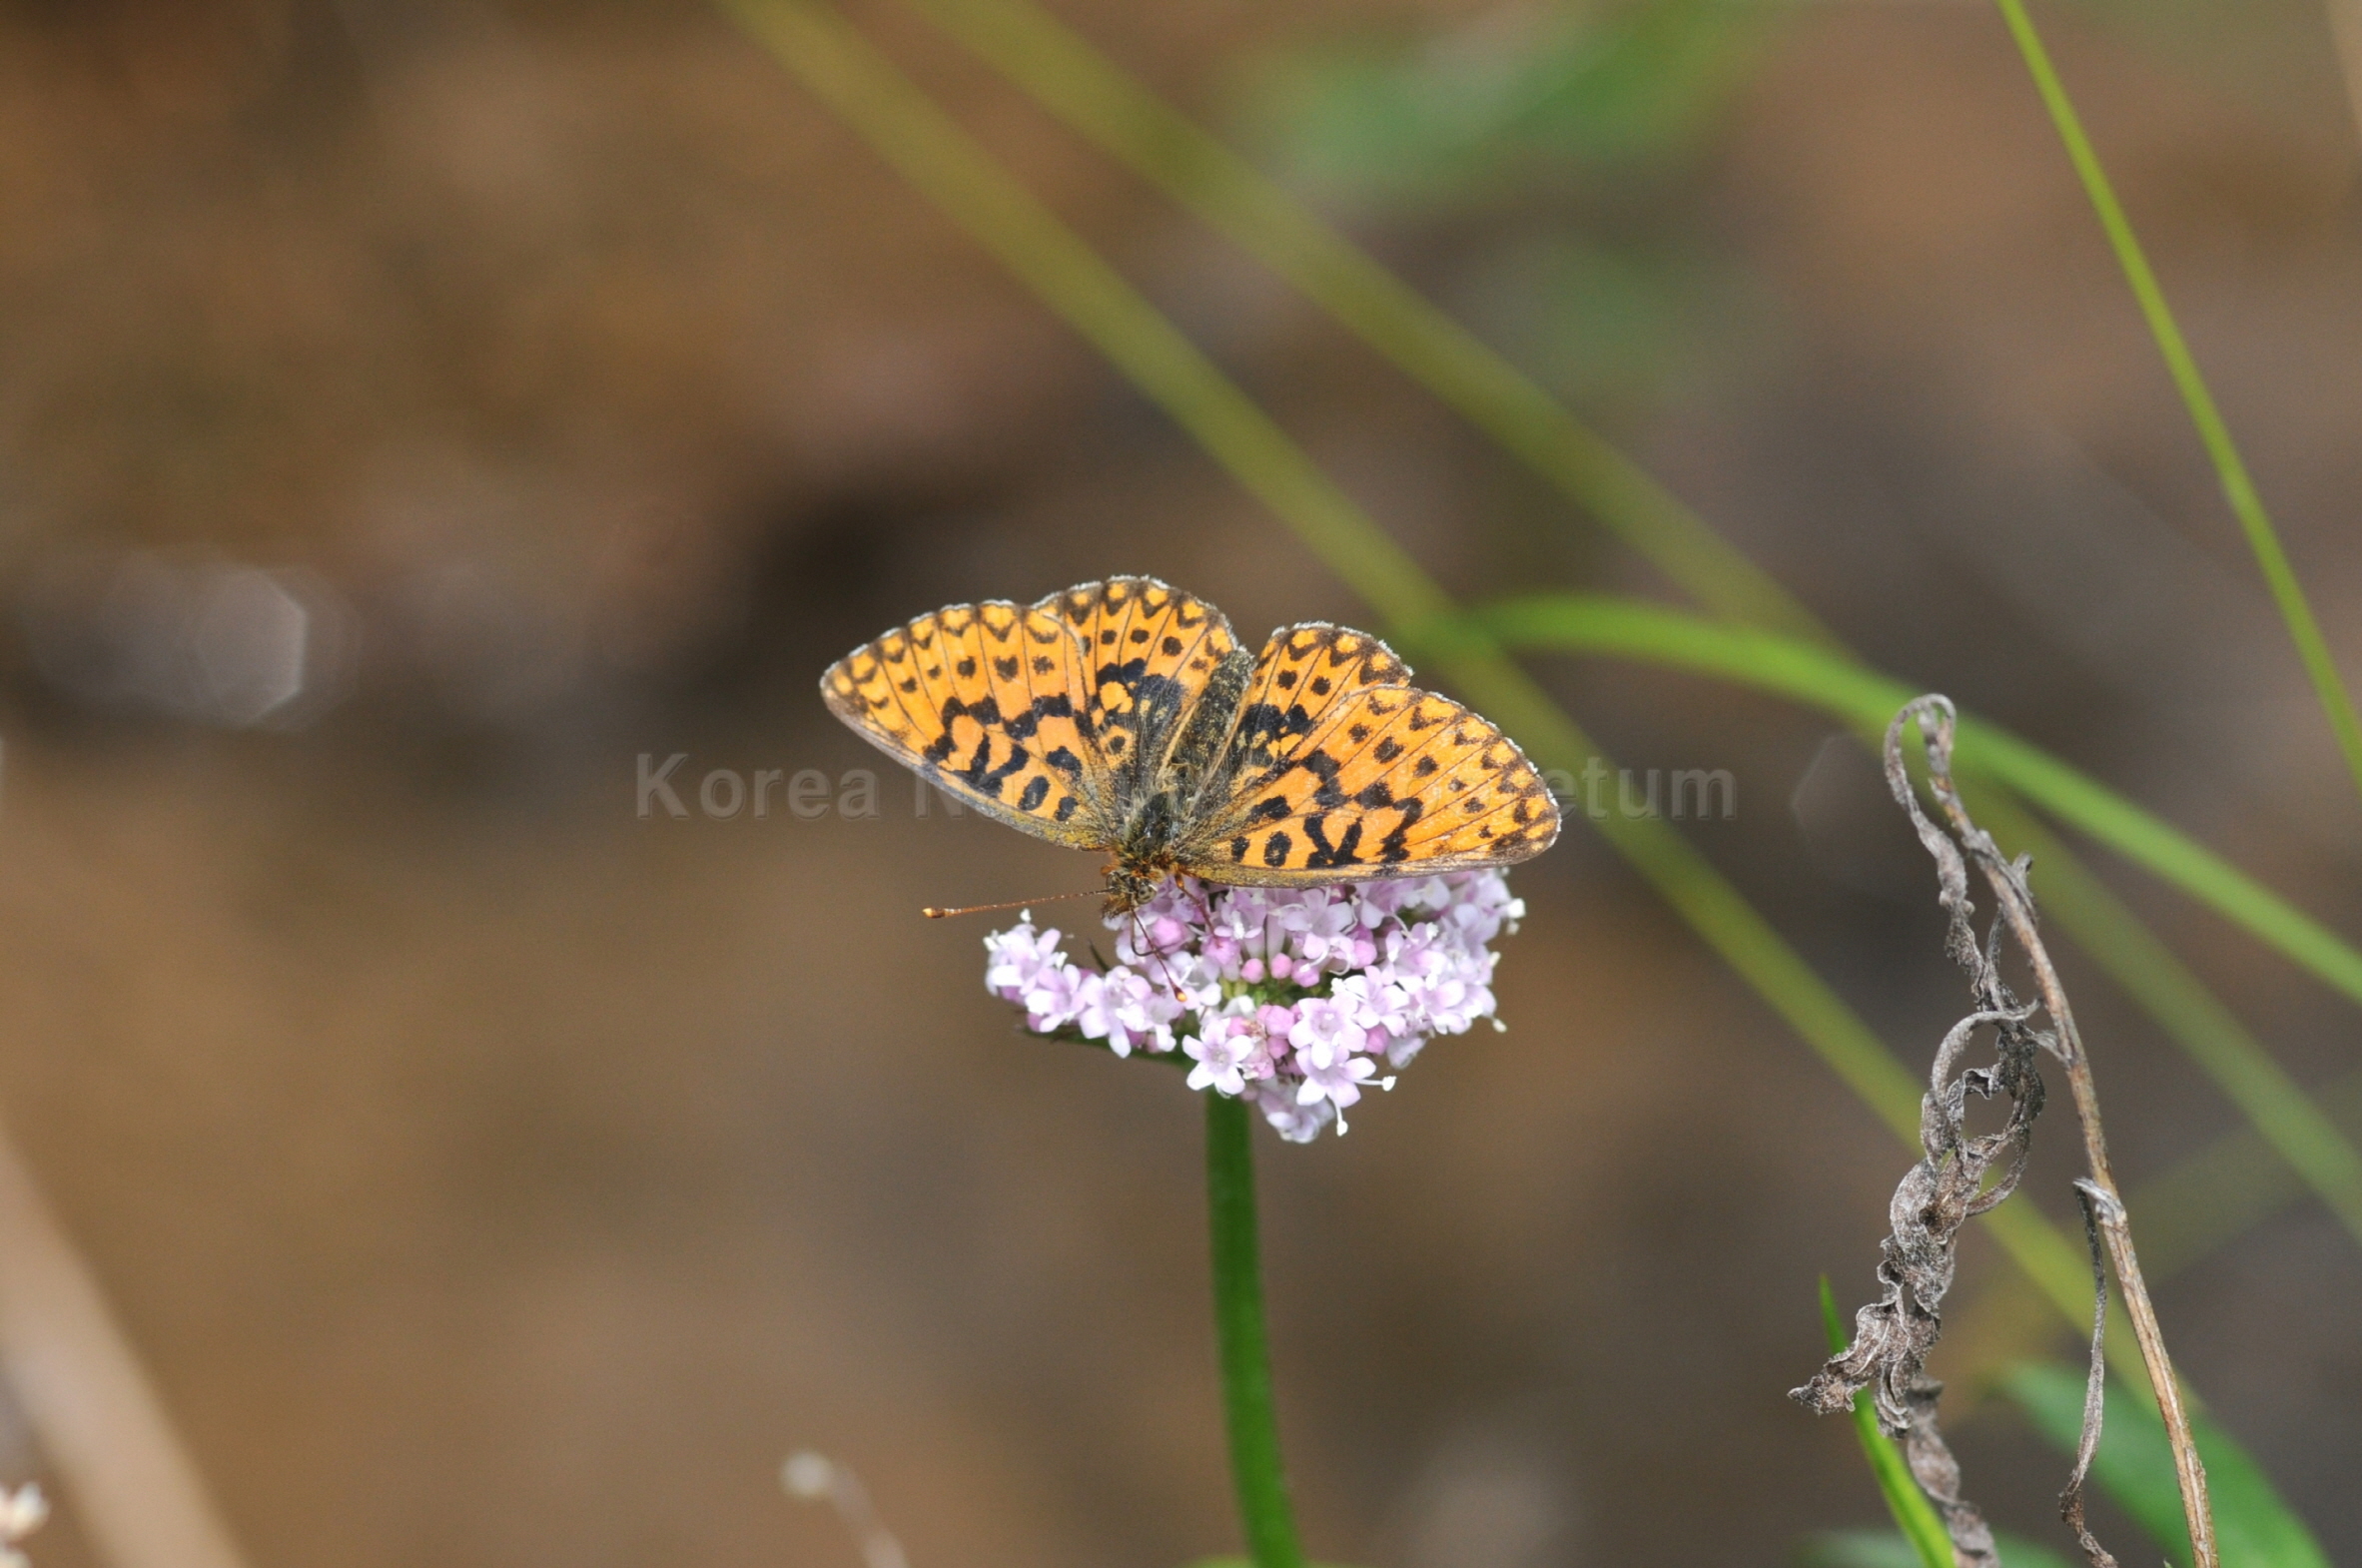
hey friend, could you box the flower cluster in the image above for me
[982,872,1525,1141]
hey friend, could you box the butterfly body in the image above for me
[822,577,1560,913]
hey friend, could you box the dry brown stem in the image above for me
[1794,696,2216,1568]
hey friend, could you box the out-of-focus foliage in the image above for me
[1235,0,1785,409]
[1238,0,1777,205]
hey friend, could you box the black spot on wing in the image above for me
[1296,750,1346,808]
[1302,815,1363,868]
[1377,798,1425,862]
[960,732,1028,797]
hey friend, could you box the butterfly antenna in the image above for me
[922,889,1099,920]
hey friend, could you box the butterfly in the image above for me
[820,576,1561,913]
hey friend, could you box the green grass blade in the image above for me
[1821,1277,1953,1568]
[719,0,2109,1335]
[892,0,1832,645]
[2007,1363,2330,1568]
[1471,595,2362,1018]
[1991,0,2362,802]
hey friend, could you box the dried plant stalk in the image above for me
[1794,696,2215,1568]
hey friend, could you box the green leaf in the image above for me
[1796,1529,2076,1568]
[2004,1362,2329,1568]
[1820,1278,1953,1568]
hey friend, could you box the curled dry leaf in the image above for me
[1791,696,2187,1568]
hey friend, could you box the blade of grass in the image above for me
[891,0,1834,646]
[1468,596,2362,1018]
[1821,1276,1953,1568]
[1467,593,2362,1246]
[2007,1362,2331,1568]
[1993,0,2362,803]
[883,0,2358,1282]
[719,0,2107,1332]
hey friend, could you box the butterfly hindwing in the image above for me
[1042,576,1239,801]
[821,599,1112,846]
[1181,685,1561,883]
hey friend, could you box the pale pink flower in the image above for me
[978,870,1529,1141]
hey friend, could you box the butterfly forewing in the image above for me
[1044,577,1238,798]
[1226,622,1410,777]
[821,599,1113,846]
[1181,685,1561,883]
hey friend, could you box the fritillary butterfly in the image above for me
[821,577,1561,912]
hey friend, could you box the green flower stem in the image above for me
[1205,1093,1305,1568]
[1993,0,2362,802]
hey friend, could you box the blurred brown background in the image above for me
[0,0,2357,1563]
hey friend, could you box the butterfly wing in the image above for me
[1179,683,1561,884]
[1039,576,1239,805]
[821,598,1115,846]
[1224,622,1411,778]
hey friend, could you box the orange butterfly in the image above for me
[822,577,1560,913]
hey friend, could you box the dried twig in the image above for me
[1794,697,2216,1568]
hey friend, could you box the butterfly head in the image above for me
[1103,860,1158,917]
